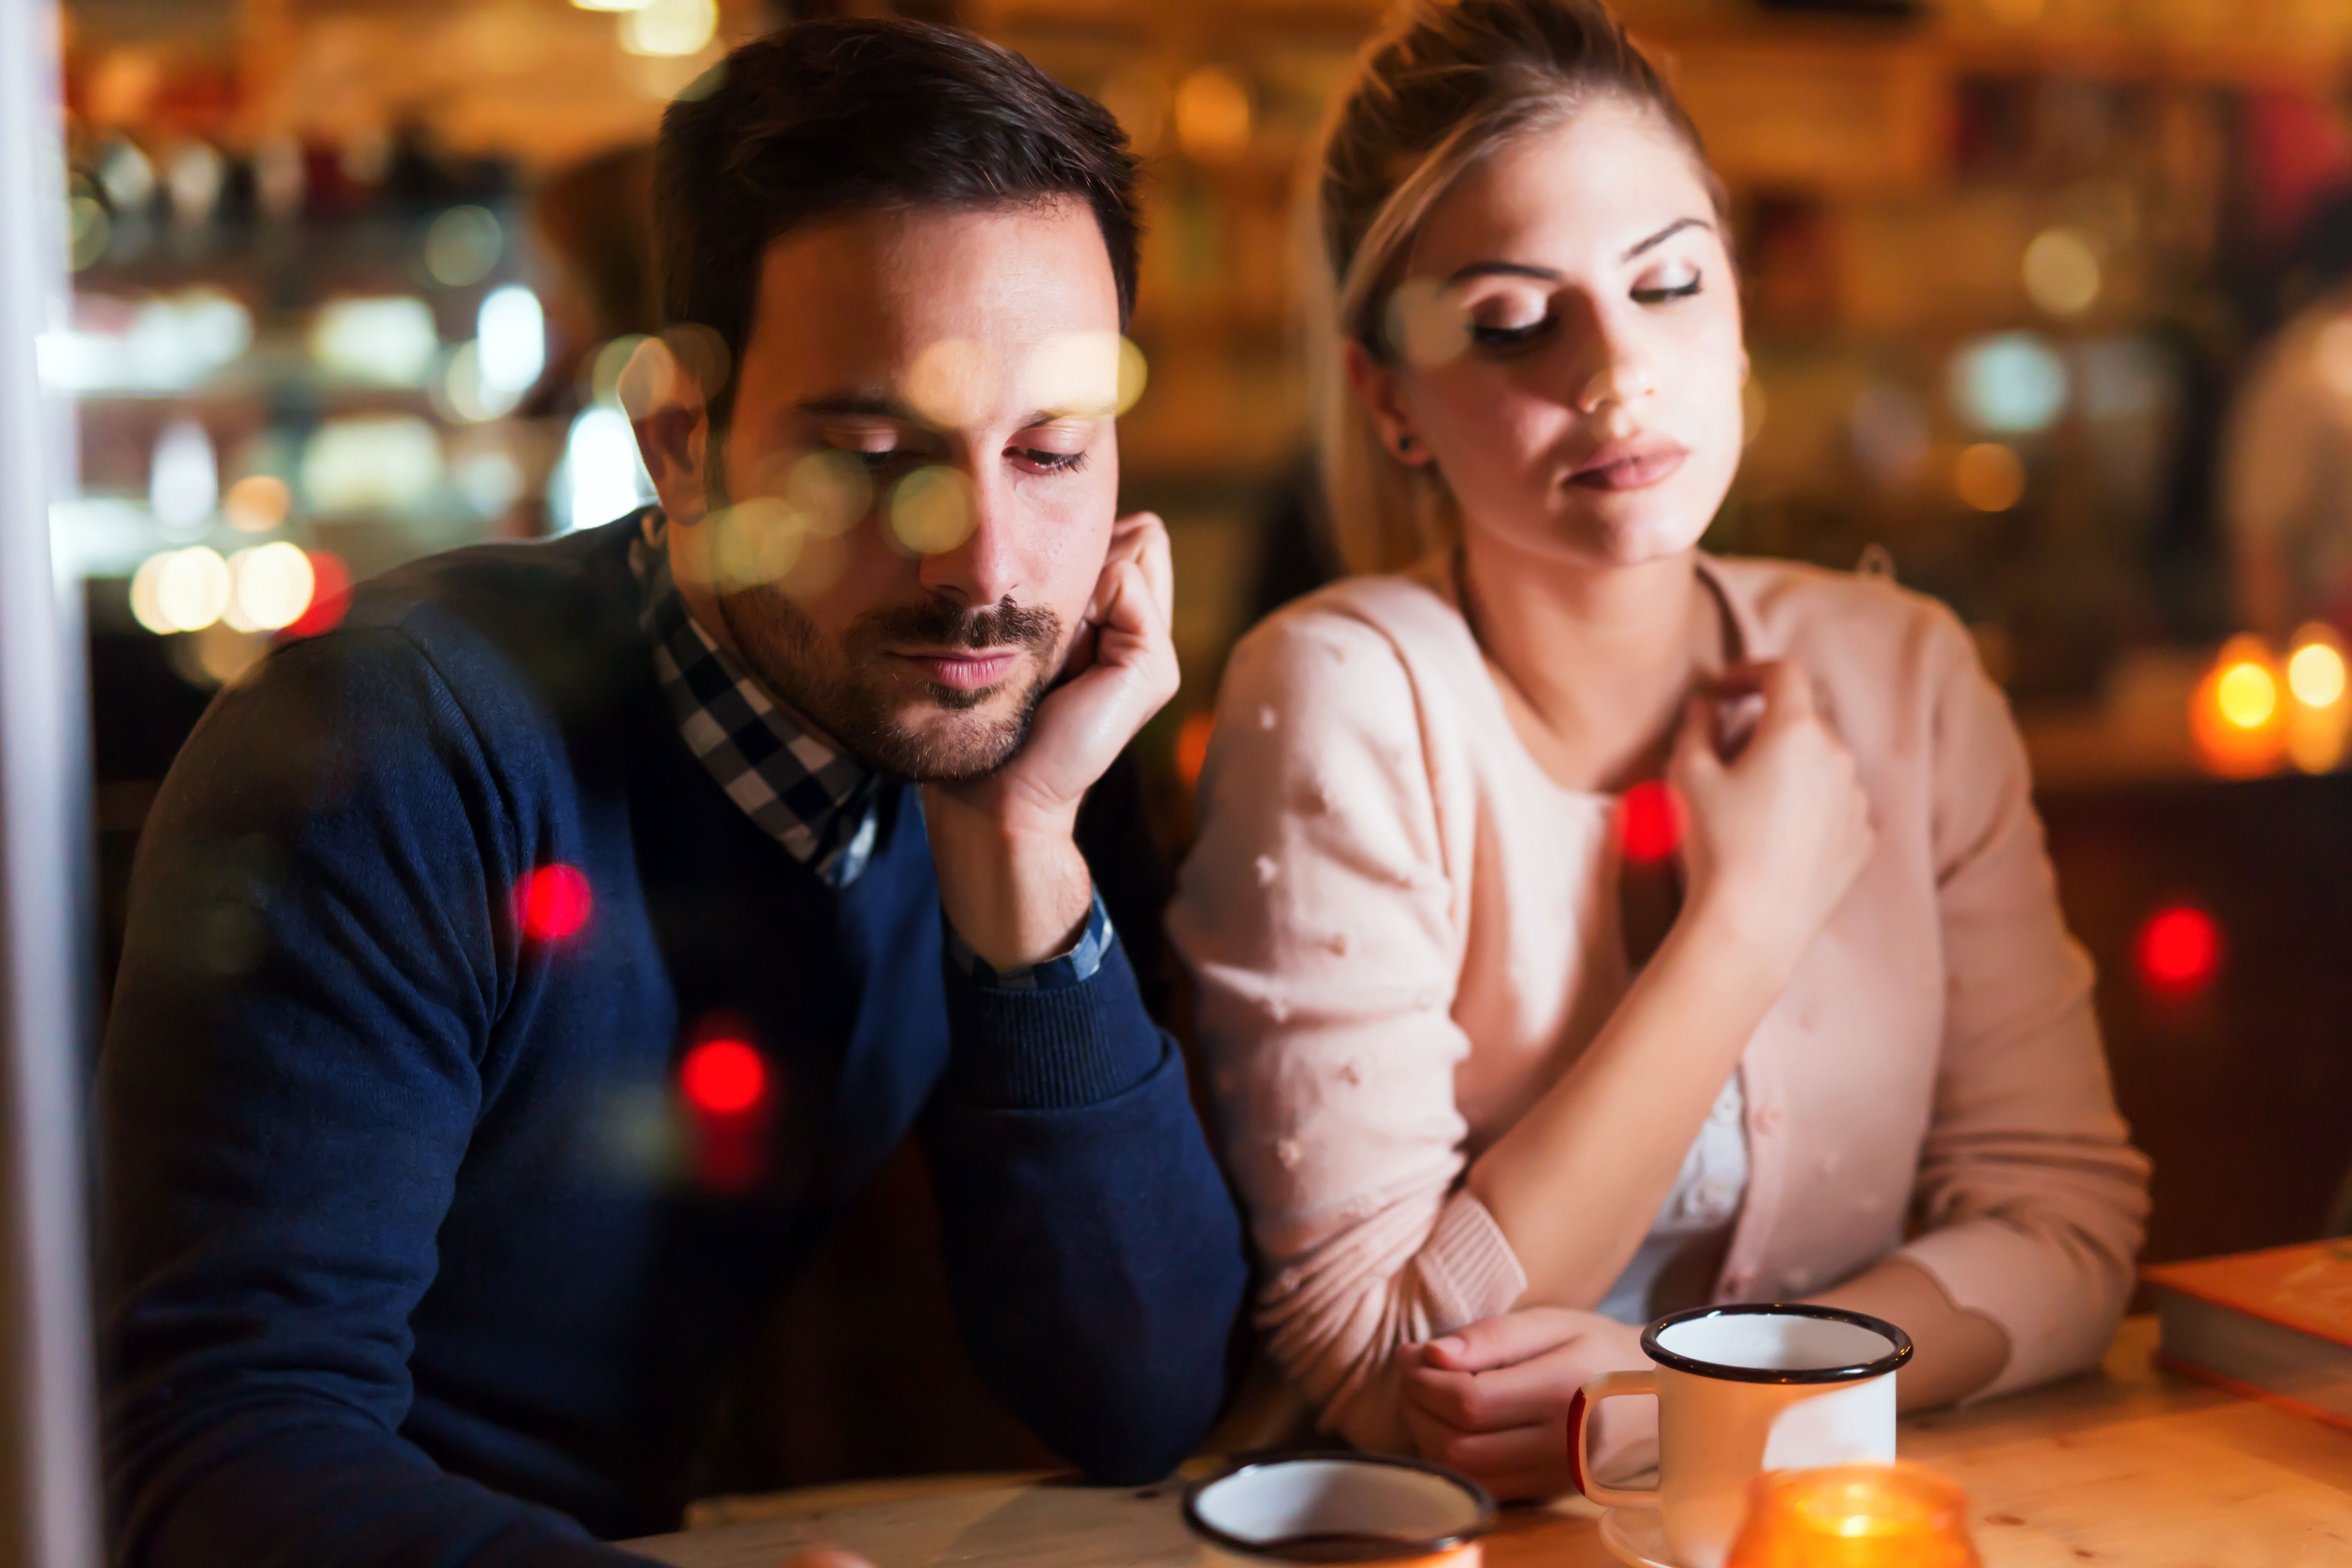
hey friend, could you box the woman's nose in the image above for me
[1573,358,1658,415]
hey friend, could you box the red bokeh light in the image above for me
[2136,904,2221,996]
[680,1038,767,1117]
[1617,780,1683,864]
[516,864,592,942]
[1175,710,1216,791]
[284,550,352,639]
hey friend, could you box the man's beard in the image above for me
[701,451,1062,784]
[718,586,1060,784]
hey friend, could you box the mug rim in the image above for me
[1180,1450,1496,1563]
[1639,1302,1915,1386]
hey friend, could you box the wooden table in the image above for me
[626,1320,2352,1567]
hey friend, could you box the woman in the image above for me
[1169,0,2150,1502]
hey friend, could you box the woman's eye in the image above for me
[1632,270,1703,305]
[1470,316,1556,350]
[1016,448,1089,474]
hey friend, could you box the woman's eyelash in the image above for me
[1633,277,1703,305]
[1471,319,1555,348]
[1020,449,1089,473]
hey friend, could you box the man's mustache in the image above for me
[855,599,1061,653]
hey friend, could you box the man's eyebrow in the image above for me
[794,392,922,422]
[1439,219,1714,287]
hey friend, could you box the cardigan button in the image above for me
[1754,1105,1784,1134]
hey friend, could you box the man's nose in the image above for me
[912,465,1026,610]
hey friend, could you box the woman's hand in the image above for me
[1400,1307,1655,1503]
[1668,659,1875,984]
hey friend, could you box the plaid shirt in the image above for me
[631,512,1109,989]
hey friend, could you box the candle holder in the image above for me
[1724,1462,1980,1568]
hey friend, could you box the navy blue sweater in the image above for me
[96,521,1247,1568]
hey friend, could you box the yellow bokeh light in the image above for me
[1174,67,1251,163]
[131,546,232,635]
[2287,634,2347,709]
[226,542,316,633]
[2215,659,2277,730]
[223,473,290,532]
[711,497,804,592]
[906,337,994,430]
[620,0,715,57]
[1022,332,1149,419]
[888,466,976,556]
[1953,442,2025,512]
[2022,227,2101,318]
[1384,278,1470,369]
[782,450,873,537]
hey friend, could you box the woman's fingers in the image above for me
[1404,1405,1571,1501]
[1407,1330,1637,1431]
[1417,1306,1592,1373]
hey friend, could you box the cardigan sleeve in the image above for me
[1895,610,2152,1397]
[1168,612,1527,1454]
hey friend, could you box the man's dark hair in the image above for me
[653,18,1140,428]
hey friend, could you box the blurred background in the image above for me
[46,0,2352,1499]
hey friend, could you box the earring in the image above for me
[1397,434,1416,454]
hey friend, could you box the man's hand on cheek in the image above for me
[920,511,1176,971]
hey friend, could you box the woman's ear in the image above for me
[1343,338,1436,468]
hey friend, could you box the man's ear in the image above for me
[622,338,713,525]
[1343,338,1434,468]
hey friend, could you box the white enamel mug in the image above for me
[1569,1304,1913,1568]
[1182,1453,1494,1566]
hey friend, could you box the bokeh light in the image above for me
[2022,227,2102,317]
[620,0,716,57]
[2286,632,2347,710]
[1617,780,1682,864]
[476,284,546,401]
[223,473,290,532]
[1849,384,1931,488]
[1953,442,2025,512]
[2135,904,2221,998]
[907,337,993,428]
[311,296,439,386]
[1385,279,1471,369]
[561,407,655,533]
[1948,332,2068,434]
[2191,635,2285,777]
[1175,66,1251,163]
[1023,332,1149,418]
[129,546,232,635]
[224,542,316,633]
[2214,656,2277,731]
[1176,710,1216,791]
[889,466,977,556]
[517,864,593,942]
[423,205,503,288]
[303,415,444,514]
[285,551,352,639]
[680,1038,767,1117]
[149,417,219,538]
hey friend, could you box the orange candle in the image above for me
[1725,1463,1980,1568]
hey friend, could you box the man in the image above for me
[98,20,1247,1567]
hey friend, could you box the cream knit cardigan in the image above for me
[1169,552,2152,1454]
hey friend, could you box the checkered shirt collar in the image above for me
[631,514,880,886]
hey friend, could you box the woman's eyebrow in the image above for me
[1441,217,1714,288]
[1623,216,1711,261]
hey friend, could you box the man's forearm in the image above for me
[921,788,1095,969]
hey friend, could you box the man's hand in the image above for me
[1401,1307,1653,1503]
[922,512,1177,969]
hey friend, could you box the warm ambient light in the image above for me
[2288,636,2348,710]
[1953,443,2025,512]
[2136,904,2221,998]
[1617,780,1682,864]
[1727,1463,1979,1568]
[680,1038,768,1117]
[517,864,593,942]
[2191,635,2287,777]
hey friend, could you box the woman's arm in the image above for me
[1880,612,2150,1398]
[1806,1258,2008,1410]
[1467,662,1876,1307]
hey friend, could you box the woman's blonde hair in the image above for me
[1310,0,1724,575]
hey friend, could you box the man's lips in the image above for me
[1569,441,1689,492]
[891,650,1021,691]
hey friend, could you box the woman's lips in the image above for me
[894,650,1020,691]
[1569,443,1688,492]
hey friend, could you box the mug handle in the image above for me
[1567,1369,1659,1508]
